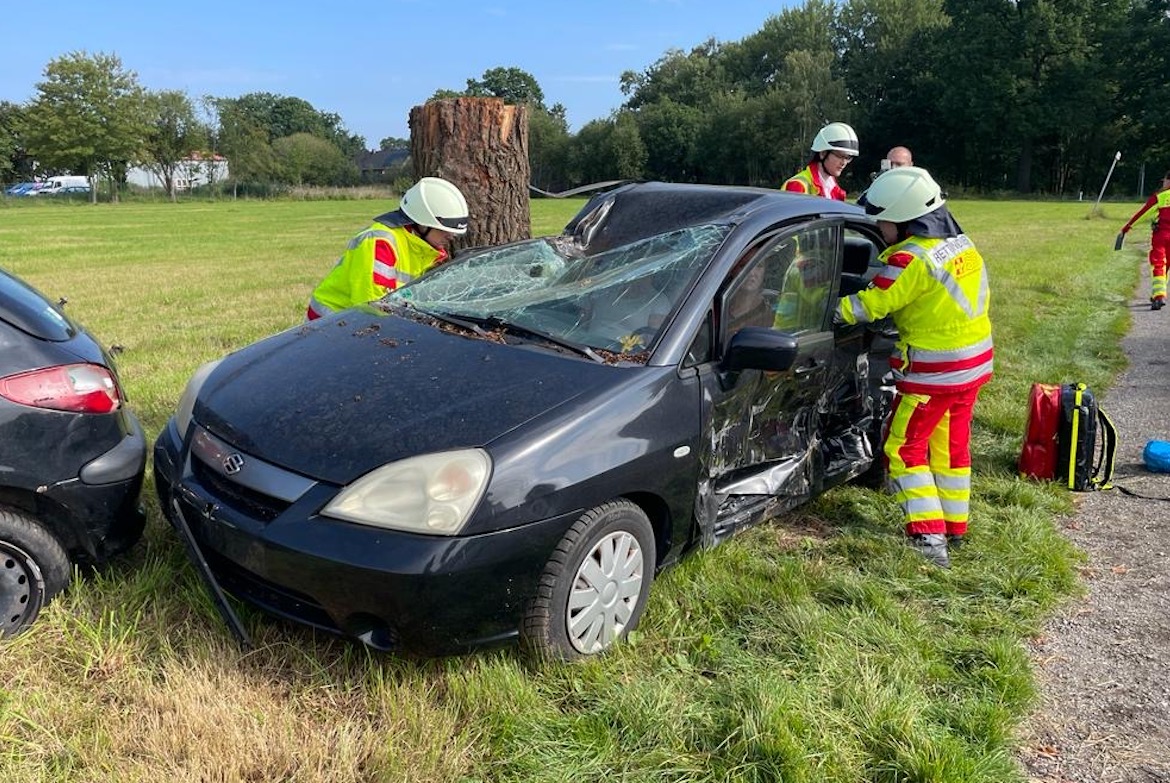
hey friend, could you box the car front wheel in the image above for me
[523,500,656,659]
[0,508,71,637]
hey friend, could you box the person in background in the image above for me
[1118,170,1170,310]
[884,146,913,170]
[782,122,859,201]
[836,166,993,568]
[306,177,469,320]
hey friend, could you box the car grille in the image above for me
[186,425,317,523]
[191,455,291,522]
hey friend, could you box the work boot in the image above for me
[1152,297,1165,311]
[946,533,964,551]
[907,533,951,568]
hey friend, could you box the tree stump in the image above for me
[409,97,530,250]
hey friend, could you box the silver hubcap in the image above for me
[567,530,644,654]
[0,542,44,636]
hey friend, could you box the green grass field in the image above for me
[0,194,1142,782]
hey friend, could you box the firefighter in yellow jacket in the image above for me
[782,122,859,200]
[1118,170,1170,310]
[306,177,469,320]
[836,166,993,568]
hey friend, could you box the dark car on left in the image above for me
[0,267,147,636]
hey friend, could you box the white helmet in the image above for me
[399,177,469,235]
[860,166,945,223]
[811,122,859,156]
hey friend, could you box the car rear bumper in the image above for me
[153,421,579,655]
[80,411,149,485]
[39,410,147,561]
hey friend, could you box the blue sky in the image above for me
[0,0,798,150]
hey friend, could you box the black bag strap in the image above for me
[1089,406,1118,490]
[1094,410,1170,501]
[1114,483,1170,502]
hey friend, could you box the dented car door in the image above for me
[693,222,845,543]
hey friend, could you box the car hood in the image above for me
[195,307,622,484]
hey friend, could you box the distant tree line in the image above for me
[2,0,1166,200]
[454,0,1168,198]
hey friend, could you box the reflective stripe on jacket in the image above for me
[782,165,846,201]
[837,234,993,393]
[306,222,445,320]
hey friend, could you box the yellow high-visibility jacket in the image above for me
[1122,187,1170,235]
[837,234,993,393]
[307,216,446,320]
[773,255,832,332]
[782,164,846,200]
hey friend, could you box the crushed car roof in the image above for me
[561,181,864,255]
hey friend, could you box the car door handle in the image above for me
[794,360,823,377]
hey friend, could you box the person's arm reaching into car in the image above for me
[836,249,928,326]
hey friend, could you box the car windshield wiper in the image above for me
[468,314,605,363]
[398,303,490,336]
[394,302,604,362]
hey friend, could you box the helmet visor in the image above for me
[435,214,469,232]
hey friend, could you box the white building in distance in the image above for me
[127,153,229,190]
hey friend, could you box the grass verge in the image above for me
[0,196,1140,781]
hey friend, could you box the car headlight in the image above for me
[321,449,491,535]
[174,359,223,438]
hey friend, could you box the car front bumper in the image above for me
[153,421,580,655]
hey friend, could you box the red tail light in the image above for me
[0,364,122,413]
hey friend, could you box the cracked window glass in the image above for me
[386,224,730,354]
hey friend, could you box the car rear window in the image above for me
[0,269,76,341]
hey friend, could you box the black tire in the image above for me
[0,508,71,637]
[522,500,656,660]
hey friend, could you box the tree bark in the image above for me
[409,97,530,250]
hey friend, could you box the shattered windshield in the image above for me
[385,224,729,354]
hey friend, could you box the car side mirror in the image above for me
[843,237,878,276]
[722,327,799,373]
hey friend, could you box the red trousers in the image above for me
[1149,230,1169,301]
[883,386,981,537]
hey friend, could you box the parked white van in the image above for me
[33,175,91,195]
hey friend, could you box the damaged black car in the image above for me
[0,268,147,636]
[153,181,895,658]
